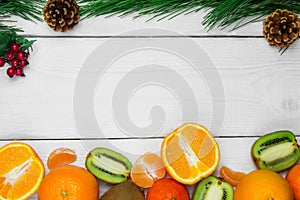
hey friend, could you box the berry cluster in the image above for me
[0,43,29,78]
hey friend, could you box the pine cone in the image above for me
[43,0,80,32]
[263,9,300,48]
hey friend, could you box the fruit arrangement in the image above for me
[0,123,300,200]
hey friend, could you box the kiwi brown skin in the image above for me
[100,180,145,200]
[251,130,300,172]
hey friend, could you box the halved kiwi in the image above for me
[251,130,300,172]
[85,147,132,184]
[192,176,234,200]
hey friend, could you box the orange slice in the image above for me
[130,152,166,188]
[47,148,77,170]
[161,123,220,185]
[0,142,44,200]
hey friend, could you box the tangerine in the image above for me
[161,123,220,185]
[234,169,294,200]
[38,165,99,200]
[146,178,189,200]
[219,165,246,187]
[286,163,300,200]
[130,152,166,188]
[0,142,44,200]
[47,147,77,170]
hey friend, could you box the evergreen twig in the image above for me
[79,0,300,30]
[0,0,44,32]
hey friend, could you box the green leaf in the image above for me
[0,31,35,57]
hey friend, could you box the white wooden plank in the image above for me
[0,38,299,139]
[11,12,263,36]
[0,137,281,199]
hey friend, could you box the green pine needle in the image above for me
[0,0,44,33]
[0,0,44,22]
[79,0,300,30]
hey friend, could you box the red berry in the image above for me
[15,67,24,76]
[5,52,14,60]
[10,43,20,52]
[17,51,27,61]
[6,67,15,78]
[20,60,28,67]
[11,59,19,68]
[0,58,5,67]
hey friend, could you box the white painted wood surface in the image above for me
[1,11,300,199]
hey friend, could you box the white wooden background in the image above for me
[1,11,300,198]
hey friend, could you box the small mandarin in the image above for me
[219,165,246,187]
[146,178,189,200]
[131,152,166,188]
[47,147,77,170]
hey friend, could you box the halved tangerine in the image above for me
[47,147,77,170]
[161,123,220,185]
[130,152,166,188]
[0,142,44,200]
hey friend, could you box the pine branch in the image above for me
[0,0,44,22]
[0,0,44,33]
[79,0,300,30]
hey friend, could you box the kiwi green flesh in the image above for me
[192,176,233,200]
[252,131,300,172]
[100,180,145,200]
[85,147,132,184]
[257,148,300,172]
[86,158,128,184]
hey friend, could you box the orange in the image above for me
[286,163,300,200]
[161,123,220,185]
[0,142,44,200]
[130,152,166,188]
[234,169,294,200]
[219,165,246,187]
[38,165,99,200]
[146,178,189,200]
[47,147,77,170]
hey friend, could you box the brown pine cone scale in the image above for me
[43,0,80,32]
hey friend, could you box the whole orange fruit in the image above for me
[38,165,99,200]
[146,178,189,200]
[286,163,300,200]
[234,169,293,200]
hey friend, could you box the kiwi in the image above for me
[192,176,233,200]
[85,147,132,184]
[100,180,145,200]
[251,130,300,172]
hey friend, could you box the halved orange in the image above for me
[47,147,77,170]
[161,123,220,185]
[0,142,44,200]
[130,152,166,188]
